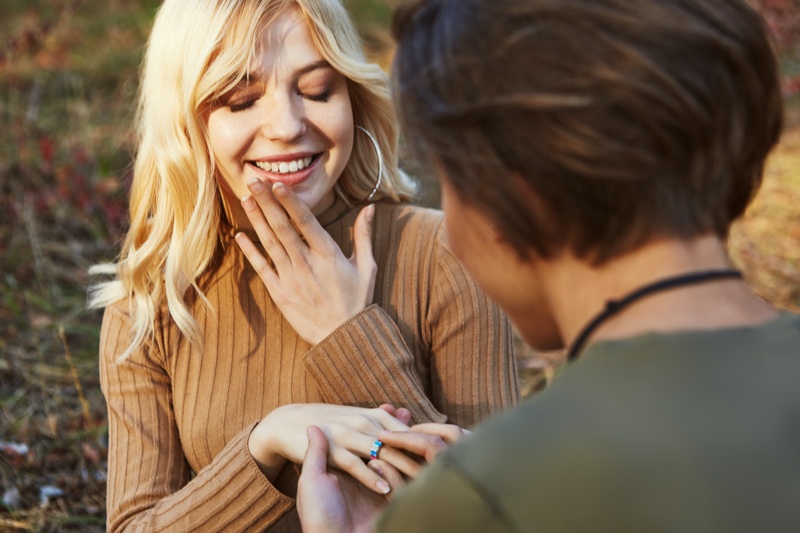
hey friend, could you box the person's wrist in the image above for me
[248,420,287,482]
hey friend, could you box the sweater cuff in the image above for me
[303,305,446,423]
[160,423,294,530]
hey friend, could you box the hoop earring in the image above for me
[356,126,383,202]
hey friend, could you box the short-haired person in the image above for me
[90,0,518,530]
[296,0,800,530]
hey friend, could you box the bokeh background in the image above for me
[1,0,798,529]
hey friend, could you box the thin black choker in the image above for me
[567,268,743,361]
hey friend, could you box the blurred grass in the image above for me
[1,2,152,530]
[0,0,798,530]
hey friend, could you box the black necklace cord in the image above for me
[566,269,743,361]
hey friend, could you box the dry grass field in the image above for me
[1,0,798,530]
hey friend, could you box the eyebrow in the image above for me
[296,60,333,77]
[234,60,333,90]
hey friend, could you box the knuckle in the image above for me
[355,416,374,432]
[319,241,339,258]
[295,210,314,227]
[274,221,294,235]
[264,237,281,251]
[253,261,272,278]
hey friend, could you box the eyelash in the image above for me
[226,88,331,112]
[300,90,331,103]
[229,100,257,113]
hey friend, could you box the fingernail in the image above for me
[272,182,288,196]
[241,195,255,210]
[376,480,391,494]
[247,178,264,193]
[366,204,375,222]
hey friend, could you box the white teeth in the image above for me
[254,157,313,174]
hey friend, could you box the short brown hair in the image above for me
[393,0,783,264]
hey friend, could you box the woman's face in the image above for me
[207,8,354,225]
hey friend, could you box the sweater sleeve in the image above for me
[425,231,519,428]
[302,304,447,423]
[302,214,518,428]
[99,305,294,532]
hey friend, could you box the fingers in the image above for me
[394,408,412,426]
[377,430,450,466]
[302,425,330,477]
[407,423,467,445]
[377,404,413,426]
[330,448,391,495]
[368,460,406,500]
[272,182,338,254]
[352,205,377,282]
[240,182,293,270]
[372,445,425,479]
[329,434,420,491]
[372,408,411,432]
[245,179,307,266]
[235,232,281,289]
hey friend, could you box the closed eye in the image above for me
[300,90,331,103]
[229,99,257,113]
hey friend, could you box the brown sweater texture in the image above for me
[99,196,519,532]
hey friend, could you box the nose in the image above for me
[261,92,306,142]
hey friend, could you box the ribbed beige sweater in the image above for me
[99,196,518,532]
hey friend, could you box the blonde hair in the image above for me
[90,0,416,360]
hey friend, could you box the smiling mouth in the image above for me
[250,154,319,174]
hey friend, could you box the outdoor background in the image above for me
[1,0,799,530]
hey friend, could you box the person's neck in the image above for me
[538,235,778,353]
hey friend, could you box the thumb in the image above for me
[302,425,330,476]
[352,204,377,276]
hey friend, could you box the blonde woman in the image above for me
[90,0,517,530]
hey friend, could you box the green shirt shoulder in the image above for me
[379,312,800,532]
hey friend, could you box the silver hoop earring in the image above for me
[356,126,383,202]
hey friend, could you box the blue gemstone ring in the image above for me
[369,439,383,461]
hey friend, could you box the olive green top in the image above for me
[380,312,800,532]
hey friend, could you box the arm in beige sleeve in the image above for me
[302,220,518,428]
[100,306,293,532]
[302,303,447,424]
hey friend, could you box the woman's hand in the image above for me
[377,423,470,479]
[235,178,377,345]
[248,404,419,495]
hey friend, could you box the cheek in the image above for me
[320,95,354,172]
[207,111,249,162]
